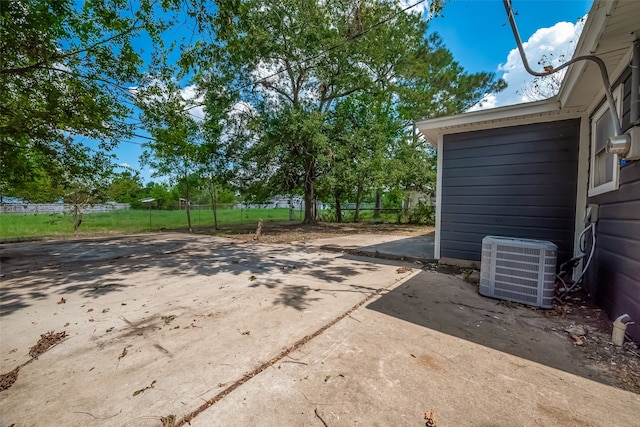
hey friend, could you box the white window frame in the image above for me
[588,85,623,197]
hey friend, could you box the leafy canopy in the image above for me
[183,0,504,222]
[0,0,177,198]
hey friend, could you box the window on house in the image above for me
[589,86,622,196]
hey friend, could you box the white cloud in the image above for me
[118,162,132,169]
[397,0,430,17]
[180,85,206,122]
[467,93,497,112]
[129,82,206,122]
[470,16,586,111]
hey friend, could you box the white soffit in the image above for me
[560,0,639,109]
[416,99,583,145]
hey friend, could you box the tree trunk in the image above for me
[185,175,192,232]
[209,181,219,230]
[354,185,362,223]
[303,181,315,224]
[302,166,316,224]
[73,204,84,235]
[211,184,218,230]
[334,190,342,223]
[186,202,192,231]
[374,188,382,219]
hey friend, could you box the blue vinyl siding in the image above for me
[585,68,640,341]
[441,119,580,262]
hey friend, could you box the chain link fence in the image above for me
[0,202,433,240]
[0,204,306,240]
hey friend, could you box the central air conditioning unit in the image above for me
[479,236,557,308]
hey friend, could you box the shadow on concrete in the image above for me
[0,235,381,316]
[358,234,434,261]
[320,234,435,263]
[366,270,615,387]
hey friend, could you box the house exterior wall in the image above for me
[440,119,581,262]
[584,67,640,340]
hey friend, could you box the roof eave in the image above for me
[557,0,616,107]
[416,98,561,145]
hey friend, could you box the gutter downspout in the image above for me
[502,0,623,136]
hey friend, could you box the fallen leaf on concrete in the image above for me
[29,331,67,358]
[249,275,257,281]
[237,329,250,336]
[161,415,176,427]
[118,347,128,361]
[324,375,331,382]
[87,308,94,313]
[102,308,110,313]
[133,380,156,396]
[8,349,17,354]
[64,322,69,327]
[570,333,584,346]
[396,267,412,273]
[553,305,567,316]
[161,315,176,325]
[0,366,20,391]
[497,300,520,309]
[88,318,95,322]
[57,298,66,304]
[425,410,437,427]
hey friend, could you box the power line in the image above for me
[133,0,428,146]
[242,0,428,92]
[7,1,428,153]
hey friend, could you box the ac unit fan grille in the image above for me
[479,236,557,308]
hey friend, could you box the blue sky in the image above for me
[113,0,593,182]
[428,0,591,75]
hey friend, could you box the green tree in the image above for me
[197,75,243,229]
[0,0,177,199]
[106,171,144,204]
[191,0,503,223]
[50,147,115,233]
[145,181,173,209]
[139,82,202,231]
[318,92,397,222]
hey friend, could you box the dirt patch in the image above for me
[419,264,640,394]
[544,290,640,394]
[201,221,434,244]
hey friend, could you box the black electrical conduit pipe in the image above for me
[631,39,640,125]
[503,0,623,136]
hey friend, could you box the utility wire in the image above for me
[245,0,428,91]
[134,0,428,146]
[7,0,428,153]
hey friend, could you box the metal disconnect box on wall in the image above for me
[480,236,557,308]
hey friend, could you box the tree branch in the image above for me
[0,22,143,76]
[262,81,294,104]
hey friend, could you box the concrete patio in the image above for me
[0,233,637,426]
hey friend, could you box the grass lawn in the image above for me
[0,208,303,239]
